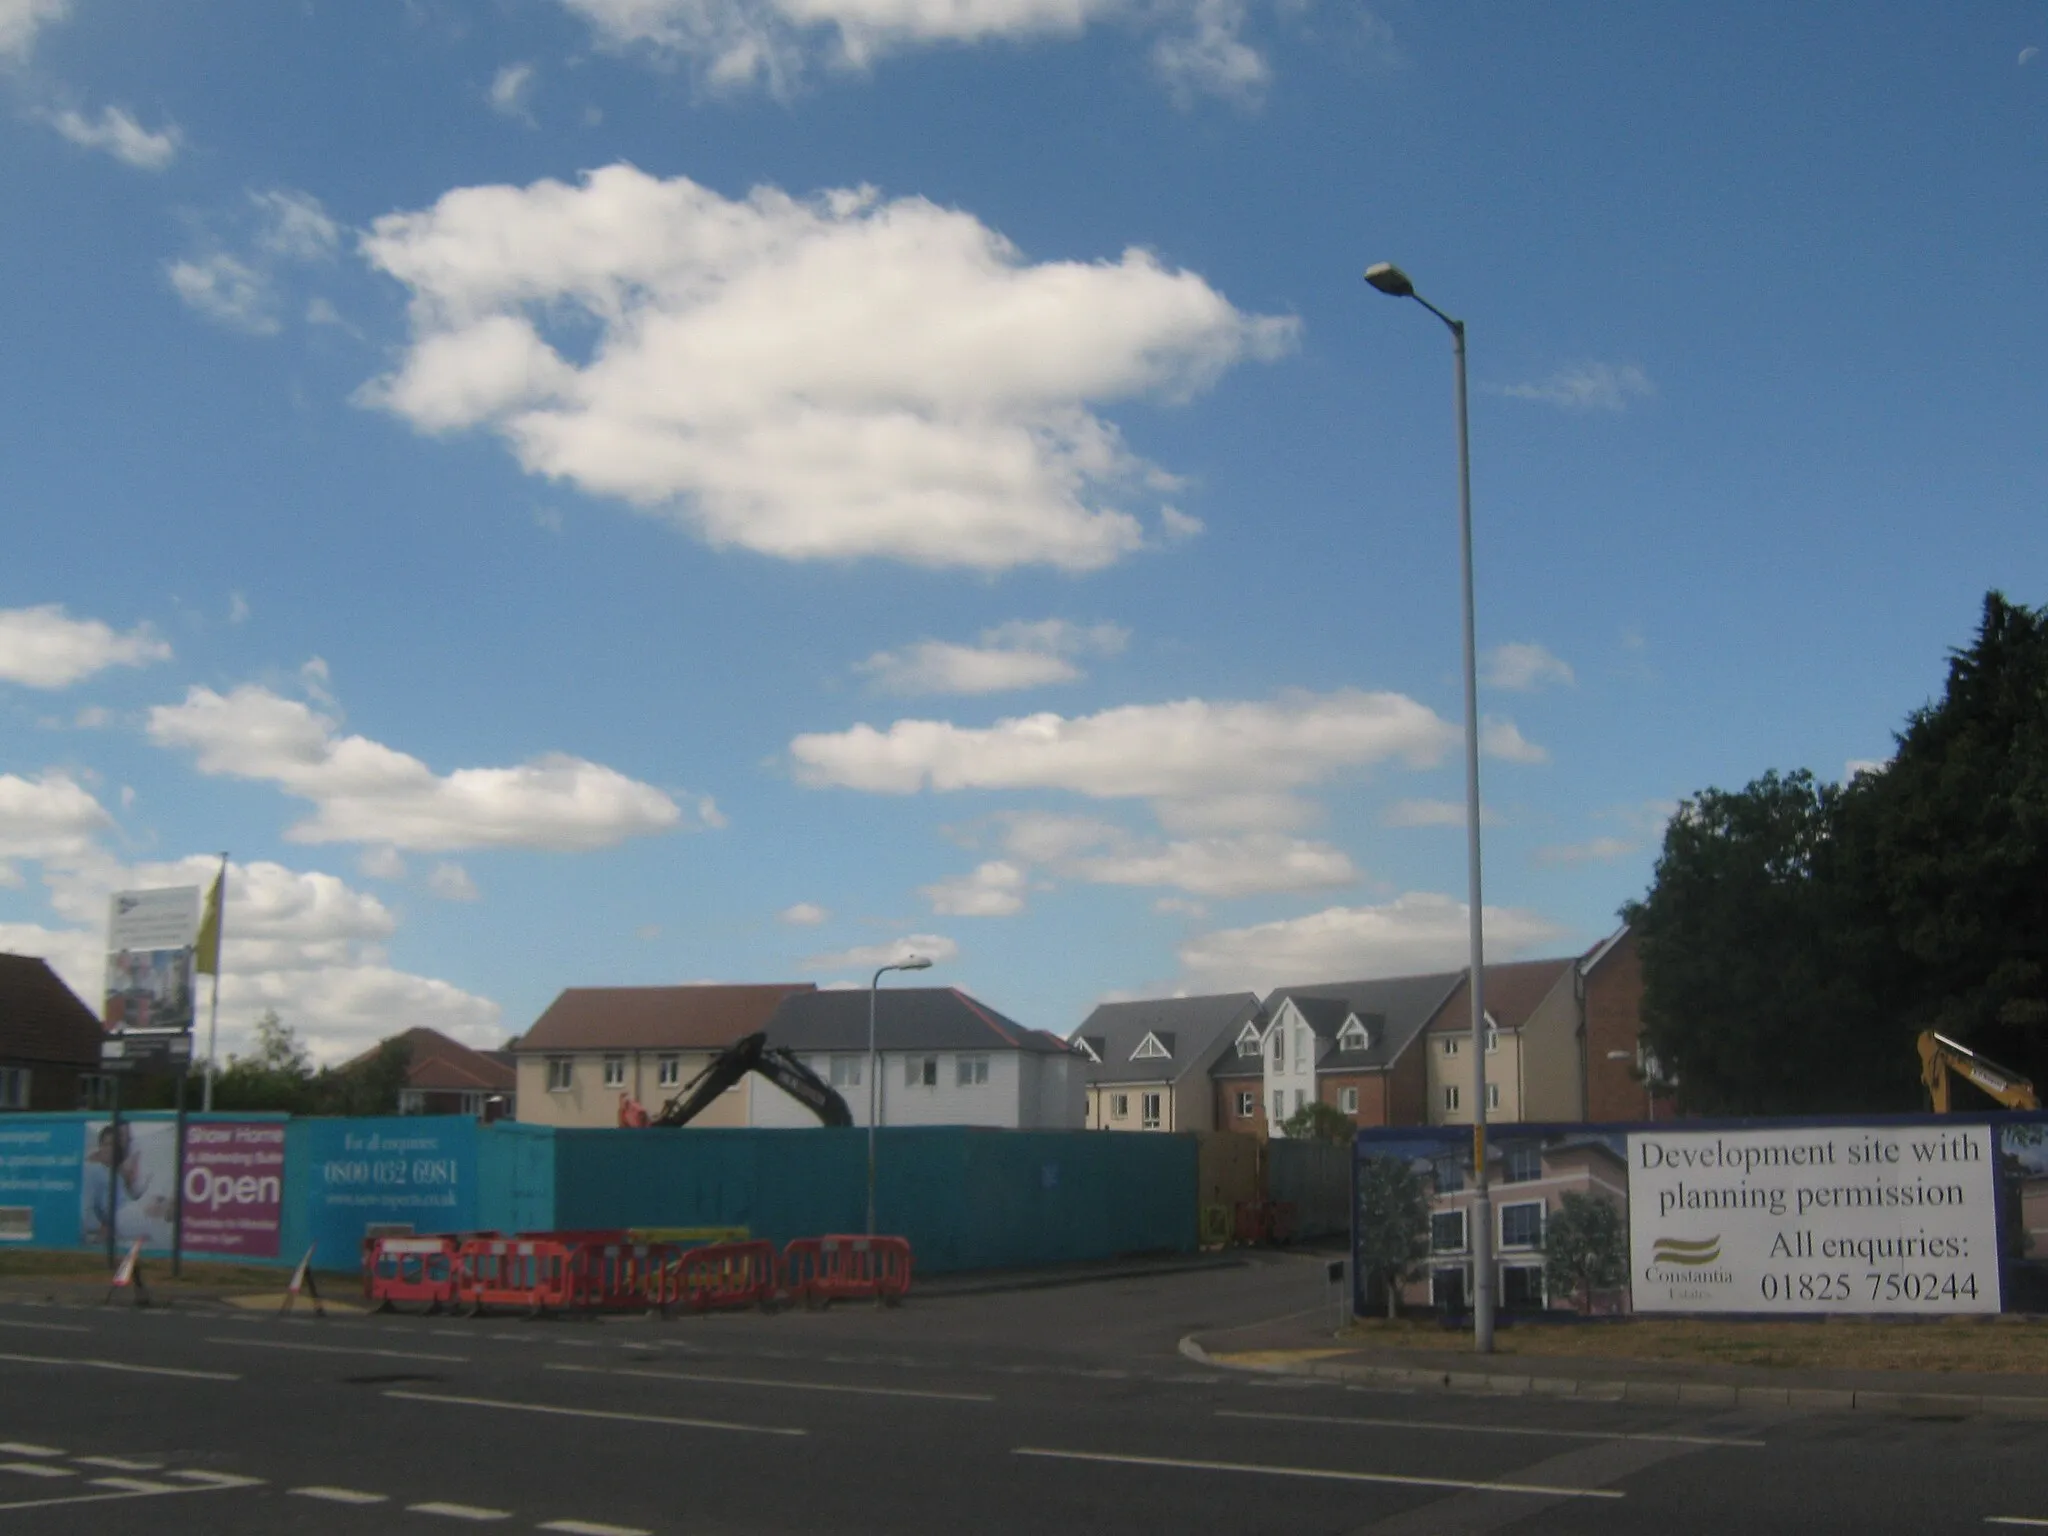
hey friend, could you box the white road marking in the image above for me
[0,1479,259,1513]
[546,1362,995,1403]
[1,1463,76,1479]
[90,1476,183,1493]
[540,1520,652,1535]
[1216,1408,1767,1448]
[0,1443,63,1457]
[408,1500,513,1520]
[292,1486,390,1505]
[165,1469,265,1488]
[204,1336,466,1363]
[1012,1447,1626,1499]
[0,1350,237,1380]
[1988,1520,2048,1528]
[384,1389,806,1437]
[74,1456,165,1470]
[0,1318,90,1334]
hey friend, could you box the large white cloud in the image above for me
[45,106,180,170]
[858,619,1127,696]
[147,683,688,851]
[360,164,1295,572]
[0,0,67,59]
[975,810,1353,897]
[0,604,170,688]
[920,860,1027,916]
[1178,892,1572,995]
[0,773,111,863]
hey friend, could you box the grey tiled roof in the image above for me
[1264,970,1465,1075]
[1070,993,1262,1086]
[764,987,1068,1055]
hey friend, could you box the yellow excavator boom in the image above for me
[1918,1030,2041,1113]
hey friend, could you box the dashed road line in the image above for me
[1216,1409,1767,1448]
[204,1336,467,1363]
[75,1456,165,1470]
[0,1351,238,1381]
[1012,1447,1627,1499]
[292,1486,391,1505]
[0,1318,91,1334]
[408,1500,513,1520]
[166,1470,266,1488]
[385,1388,807,1437]
[0,1442,63,1457]
[1988,1520,2048,1528]
[90,1476,184,1493]
[539,1520,652,1535]
[546,1361,995,1403]
[1,1462,76,1479]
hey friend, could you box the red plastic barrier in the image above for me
[1233,1201,1297,1246]
[569,1240,680,1312]
[455,1238,577,1317]
[363,1235,462,1314]
[658,1240,778,1313]
[783,1235,912,1308]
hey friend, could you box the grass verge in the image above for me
[0,1249,291,1289]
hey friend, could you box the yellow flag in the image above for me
[194,867,225,976]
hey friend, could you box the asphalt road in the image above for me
[1,1256,2046,1534]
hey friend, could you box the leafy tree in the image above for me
[1280,1099,1356,1144]
[210,1011,411,1116]
[1542,1191,1628,1313]
[1353,1155,1430,1319]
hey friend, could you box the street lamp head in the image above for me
[897,955,933,972]
[1364,262,1415,299]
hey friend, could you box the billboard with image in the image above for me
[103,887,199,1034]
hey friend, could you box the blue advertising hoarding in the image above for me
[296,1116,477,1263]
[0,1118,84,1246]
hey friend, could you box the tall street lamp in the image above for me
[1364,261,1494,1354]
[868,954,933,1236]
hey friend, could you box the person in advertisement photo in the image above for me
[80,1119,177,1251]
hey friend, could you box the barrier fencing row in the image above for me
[363,1231,913,1318]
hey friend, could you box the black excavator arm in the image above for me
[649,1031,854,1128]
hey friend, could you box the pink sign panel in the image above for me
[182,1121,284,1258]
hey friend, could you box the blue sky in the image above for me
[3,1,2043,1062]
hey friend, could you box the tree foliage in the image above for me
[1280,1099,1355,1145]
[1353,1155,1430,1319]
[210,1011,411,1116]
[1628,592,2048,1113]
[1542,1191,1628,1313]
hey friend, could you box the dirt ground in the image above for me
[1340,1314,2048,1374]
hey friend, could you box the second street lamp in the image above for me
[1363,260,1495,1355]
[868,954,933,1237]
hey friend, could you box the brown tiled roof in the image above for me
[0,953,104,1067]
[1423,958,1575,1033]
[515,984,813,1053]
[365,1027,516,1093]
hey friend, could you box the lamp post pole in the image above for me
[1365,262,1493,1354]
[867,955,932,1237]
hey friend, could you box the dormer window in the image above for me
[1236,1023,1263,1058]
[1073,1036,1104,1063]
[1132,1032,1172,1061]
[1338,1015,1370,1051]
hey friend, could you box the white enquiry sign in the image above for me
[1627,1125,2002,1314]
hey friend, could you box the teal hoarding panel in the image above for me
[479,1121,556,1235]
[295,1116,478,1267]
[0,1114,86,1250]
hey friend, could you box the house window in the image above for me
[1443,1037,1460,1057]
[1487,1082,1501,1111]
[1430,1210,1466,1253]
[398,1089,426,1114]
[76,1074,111,1110]
[1292,1088,1305,1114]
[546,1057,573,1092]
[1132,1034,1170,1060]
[1111,1092,1130,1119]
[1294,1027,1308,1062]
[1236,1090,1255,1117]
[458,1092,485,1116]
[1271,1090,1284,1122]
[1237,1027,1262,1058]
[1501,1265,1546,1310]
[1486,1029,1499,1054]
[1443,1084,1460,1113]
[955,1054,990,1086]
[1503,1145,1542,1183]
[1500,1201,1544,1250]
[658,1055,681,1087]
[602,1056,626,1088]
[905,1056,938,1087]
[1433,1156,1464,1194]
[1141,1092,1162,1129]
[1338,1019,1368,1050]
[1272,1030,1284,1069]
[831,1055,864,1088]
[0,1068,27,1110]
[1339,1086,1359,1115]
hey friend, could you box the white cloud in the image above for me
[0,772,111,862]
[1533,836,1636,866]
[1499,362,1655,413]
[1153,896,1207,918]
[1178,892,1571,995]
[1482,642,1574,692]
[250,189,341,262]
[427,861,480,901]
[791,688,1455,810]
[74,706,111,729]
[228,591,251,624]
[360,164,1295,572]
[979,808,1351,897]
[921,860,1027,916]
[490,61,537,117]
[168,253,280,334]
[1383,798,1502,829]
[0,604,171,688]
[46,106,180,170]
[858,619,1127,696]
[147,683,689,851]
[357,846,407,881]
[1151,0,1270,108]
[778,900,829,926]
[803,932,958,971]
[2020,46,2039,66]
[1480,717,1548,765]
[0,0,68,59]
[1845,758,1888,781]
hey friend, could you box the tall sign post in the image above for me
[184,859,228,1277]
[101,885,200,1274]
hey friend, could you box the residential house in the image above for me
[376,1027,517,1118]
[1410,1134,1630,1313]
[1071,993,1262,1132]
[755,987,1085,1129]
[0,954,110,1111]
[1256,972,1465,1136]
[512,984,811,1127]
[1579,928,1666,1121]
[1210,1006,1271,1137]
[1422,957,1579,1126]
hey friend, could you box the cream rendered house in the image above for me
[1071,993,1261,1132]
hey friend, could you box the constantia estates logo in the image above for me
[1646,1233,1734,1286]
[1651,1235,1721,1265]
